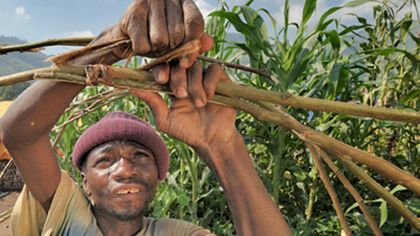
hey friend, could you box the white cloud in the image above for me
[15,6,30,21]
[194,0,216,19]
[64,30,95,37]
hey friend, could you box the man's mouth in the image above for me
[115,187,141,195]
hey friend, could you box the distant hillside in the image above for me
[0,35,51,100]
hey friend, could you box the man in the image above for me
[0,1,292,235]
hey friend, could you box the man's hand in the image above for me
[88,0,211,66]
[131,63,237,163]
[133,63,293,235]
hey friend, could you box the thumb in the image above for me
[179,34,214,68]
[199,33,214,53]
[130,89,169,131]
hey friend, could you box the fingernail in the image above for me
[177,87,187,98]
[195,98,205,108]
[179,58,189,68]
[157,72,165,83]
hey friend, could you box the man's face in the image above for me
[82,140,158,221]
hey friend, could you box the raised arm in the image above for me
[132,63,292,235]
[0,0,206,211]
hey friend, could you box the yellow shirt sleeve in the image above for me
[11,171,96,236]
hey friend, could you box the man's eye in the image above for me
[133,151,149,159]
[95,157,113,167]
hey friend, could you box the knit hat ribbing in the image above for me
[72,112,169,180]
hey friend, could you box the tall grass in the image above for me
[51,0,419,234]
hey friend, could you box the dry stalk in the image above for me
[2,66,419,124]
[3,66,418,197]
[53,92,127,132]
[0,159,13,179]
[199,56,279,84]
[306,144,352,236]
[139,39,201,70]
[1,36,420,230]
[336,155,420,231]
[0,207,12,223]
[317,147,383,236]
[215,95,419,230]
[49,38,130,65]
[0,37,94,54]
[216,81,420,124]
[52,89,128,147]
[1,37,419,124]
[213,95,420,196]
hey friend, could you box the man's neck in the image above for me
[93,208,144,236]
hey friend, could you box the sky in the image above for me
[0,0,417,55]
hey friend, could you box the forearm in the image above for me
[0,82,84,148]
[0,54,109,149]
[196,133,292,236]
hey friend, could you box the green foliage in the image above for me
[51,1,419,235]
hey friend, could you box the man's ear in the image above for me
[81,172,91,197]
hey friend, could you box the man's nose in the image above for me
[112,158,137,180]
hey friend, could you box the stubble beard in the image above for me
[100,203,144,221]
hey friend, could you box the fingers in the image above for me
[130,90,169,131]
[152,63,170,84]
[179,0,205,68]
[167,0,185,49]
[179,33,214,68]
[182,0,204,43]
[149,0,169,52]
[154,62,227,107]
[199,33,214,53]
[122,1,151,55]
[203,64,228,99]
[188,62,206,108]
[170,64,188,98]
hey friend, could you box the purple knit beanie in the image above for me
[72,111,169,180]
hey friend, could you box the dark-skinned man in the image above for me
[0,0,292,235]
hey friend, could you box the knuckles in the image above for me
[97,0,204,58]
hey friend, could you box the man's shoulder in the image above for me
[143,217,211,235]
